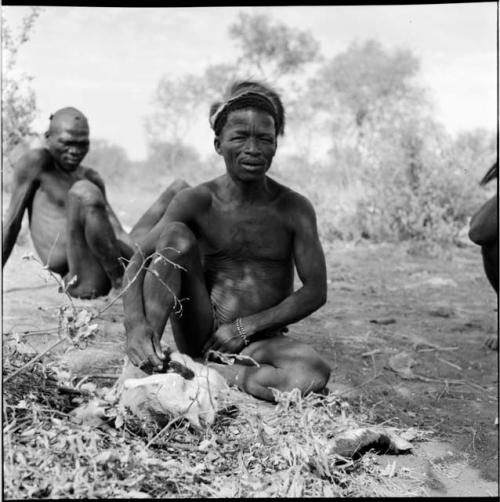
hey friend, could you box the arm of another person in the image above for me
[2,149,46,267]
[122,187,209,368]
[469,193,498,246]
[238,193,327,339]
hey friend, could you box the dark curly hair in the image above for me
[209,80,285,137]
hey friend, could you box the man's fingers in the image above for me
[152,333,165,360]
[146,351,163,370]
[129,346,160,370]
[128,349,143,368]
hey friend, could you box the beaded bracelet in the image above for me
[235,317,249,346]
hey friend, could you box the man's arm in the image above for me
[241,193,327,338]
[2,149,46,267]
[469,194,498,246]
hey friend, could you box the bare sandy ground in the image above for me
[2,238,498,497]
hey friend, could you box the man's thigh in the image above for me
[130,179,190,245]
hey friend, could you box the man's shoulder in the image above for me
[170,181,214,211]
[17,147,52,166]
[269,177,315,212]
[13,148,53,178]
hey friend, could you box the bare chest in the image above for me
[199,203,292,261]
[32,170,86,211]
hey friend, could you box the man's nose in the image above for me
[69,145,83,154]
[244,137,259,154]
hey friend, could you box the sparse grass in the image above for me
[2,249,430,499]
[3,332,430,499]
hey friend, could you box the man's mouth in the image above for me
[240,160,265,171]
[65,156,82,165]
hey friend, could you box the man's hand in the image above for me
[202,322,246,355]
[125,321,165,371]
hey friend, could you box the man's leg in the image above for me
[482,241,499,294]
[130,179,189,245]
[483,241,499,350]
[139,221,214,355]
[65,180,125,298]
[211,336,331,402]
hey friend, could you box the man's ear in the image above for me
[214,136,222,155]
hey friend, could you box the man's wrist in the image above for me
[234,317,250,346]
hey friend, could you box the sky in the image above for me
[3,4,498,161]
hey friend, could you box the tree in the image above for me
[202,63,240,102]
[144,73,206,169]
[84,138,133,184]
[2,7,42,158]
[315,39,423,130]
[229,12,320,81]
[143,13,322,170]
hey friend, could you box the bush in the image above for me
[346,128,497,251]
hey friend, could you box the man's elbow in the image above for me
[469,221,495,246]
[468,225,482,245]
[311,287,327,311]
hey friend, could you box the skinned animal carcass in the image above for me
[118,352,228,429]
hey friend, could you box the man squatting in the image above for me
[122,81,332,402]
[2,107,188,298]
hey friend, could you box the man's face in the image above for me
[215,108,277,182]
[46,120,90,172]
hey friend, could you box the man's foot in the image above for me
[106,285,123,302]
[207,361,241,387]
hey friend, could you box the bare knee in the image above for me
[156,179,190,206]
[157,222,197,258]
[297,353,331,393]
[66,274,111,299]
[68,180,105,208]
[167,178,190,193]
[241,344,331,401]
[283,349,331,394]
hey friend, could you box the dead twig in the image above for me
[145,417,187,449]
[4,338,67,383]
[416,346,459,353]
[435,356,462,371]
[96,246,187,317]
[206,350,260,367]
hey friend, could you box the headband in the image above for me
[209,90,280,135]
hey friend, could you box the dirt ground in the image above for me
[2,237,498,497]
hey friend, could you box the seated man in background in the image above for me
[2,107,187,299]
[122,80,331,402]
[469,161,498,350]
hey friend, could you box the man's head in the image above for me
[209,80,285,138]
[45,107,90,171]
[210,81,285,181]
